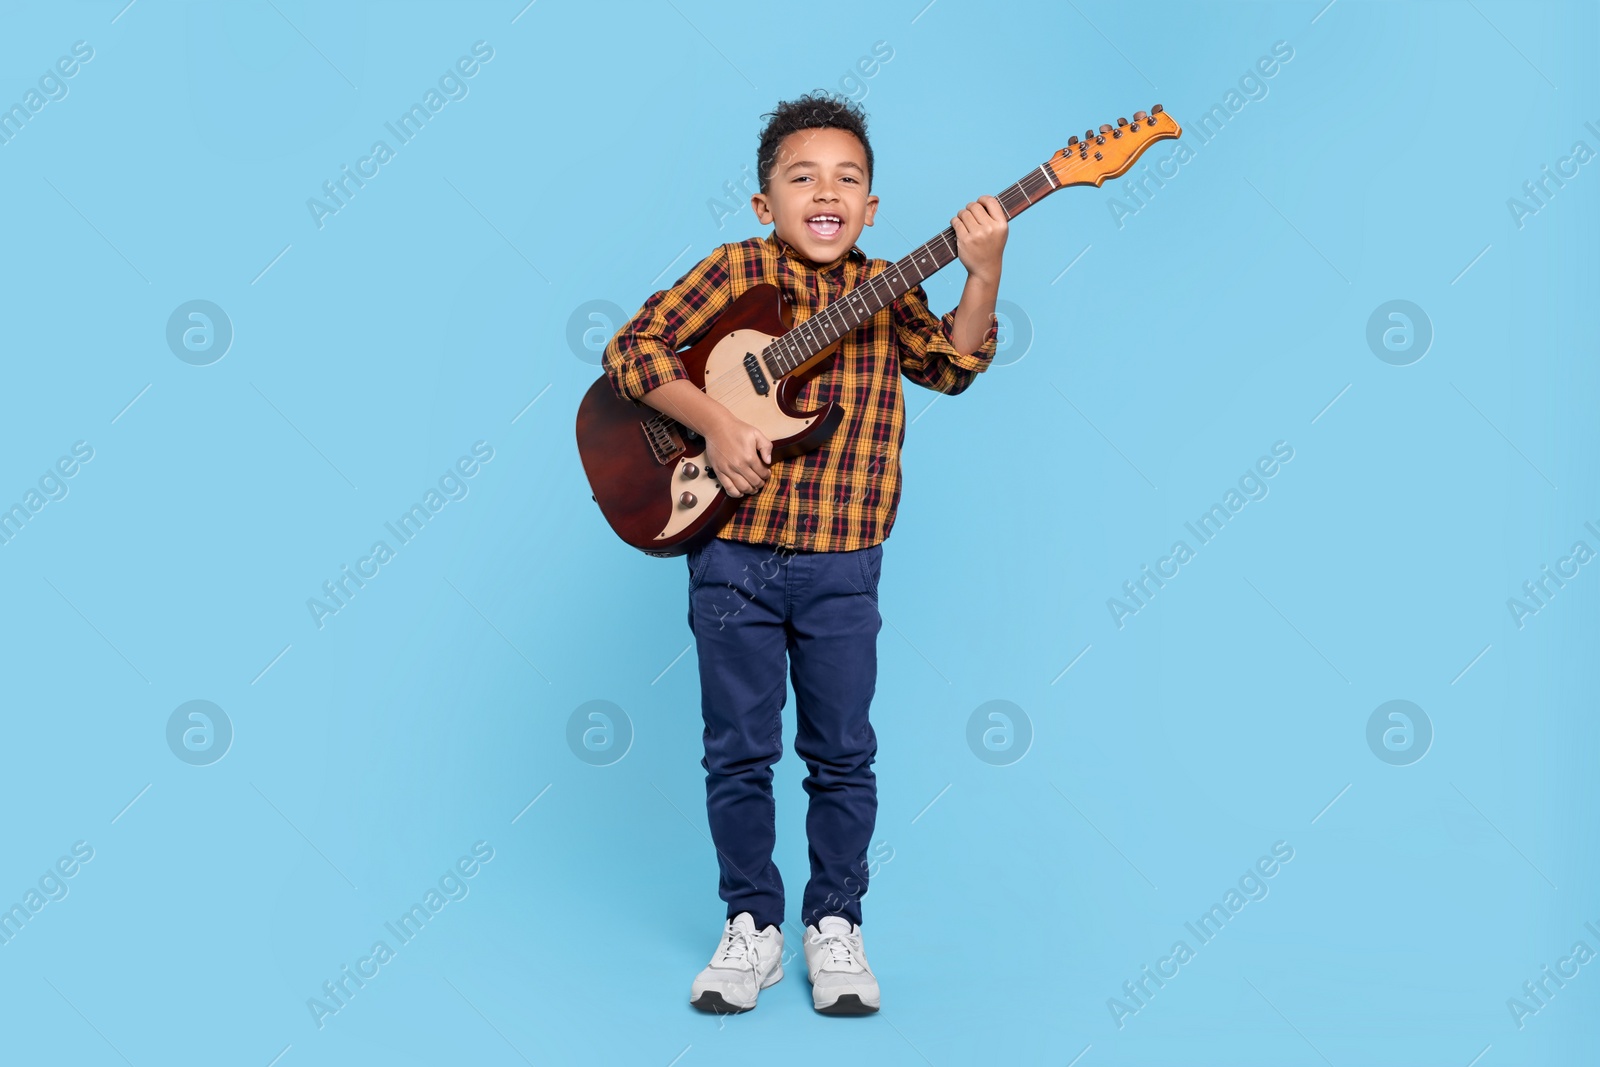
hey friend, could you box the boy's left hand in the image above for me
[951,195,1007,284]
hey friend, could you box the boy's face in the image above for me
[750,127,878,270]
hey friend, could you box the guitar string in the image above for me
[638,130,1166,454]
[692,208,1008,408]
[685,171,1056,412]
[679,196,1018,420]
[692,226,964,411]
[650,166,1058,428]
[681,231,992,419]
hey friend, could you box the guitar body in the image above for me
[576,283,845,557]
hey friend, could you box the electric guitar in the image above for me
[577,105,1182,557]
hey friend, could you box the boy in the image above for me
[602,93,1007,1015]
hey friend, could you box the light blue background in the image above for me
[1,1,1596,1064]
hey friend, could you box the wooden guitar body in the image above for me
[576,283,845,557]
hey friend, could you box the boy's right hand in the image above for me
[705,415,772,499]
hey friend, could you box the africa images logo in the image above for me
[306,842,495,1029]
[306,41,495,229]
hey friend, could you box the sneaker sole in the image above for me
[691,990,754,1015]
[815,992,879,1016]
[690,964,783,1014]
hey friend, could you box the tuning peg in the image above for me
[1117,117,1129,126]
[1068,135,1079,146]
[1099,123,1113,133]
[1134,110,1148,122]
[1151,103,1164,115]
[1084,129,1094,142]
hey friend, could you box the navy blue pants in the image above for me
[685,536,883,931]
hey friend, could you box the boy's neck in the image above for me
[772,231,859,273]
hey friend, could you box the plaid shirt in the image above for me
[603,231,998,553]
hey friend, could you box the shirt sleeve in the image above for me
[893,282,1000,396]
[602,245,732,404]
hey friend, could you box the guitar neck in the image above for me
[765,162,1060,376]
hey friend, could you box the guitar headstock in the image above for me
[1047,105,1181,188]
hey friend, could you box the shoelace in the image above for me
[812,930,858,970]
[716,924,759,971]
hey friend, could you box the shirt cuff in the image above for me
[935,309,1000,371]
[614,350,690,403]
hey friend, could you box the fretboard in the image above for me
[763,162,1060,376]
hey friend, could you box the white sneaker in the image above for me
[803,915,880,1014]
[690,912,784,1014]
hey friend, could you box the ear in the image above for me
[750,191,774,225]
[863,192,879,227]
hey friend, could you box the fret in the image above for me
[761,160,1059,367]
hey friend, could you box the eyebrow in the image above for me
[783,159,865,174]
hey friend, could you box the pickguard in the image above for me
[651,328,823,541]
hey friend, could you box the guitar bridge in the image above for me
[641,416,686,465]
[743,351,769,395]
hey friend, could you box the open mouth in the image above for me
[806,214,843,238]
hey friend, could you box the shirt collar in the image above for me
[766,230,865,276]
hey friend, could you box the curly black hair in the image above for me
[756,92,874,194]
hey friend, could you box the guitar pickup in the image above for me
[743,352,769,395]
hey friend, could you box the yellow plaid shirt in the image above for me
[603,231,998,552]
